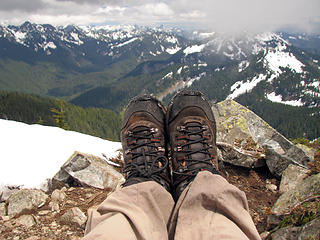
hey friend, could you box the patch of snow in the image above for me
[70,32,83,45]
[177,67,183,75]
[166,36,178,44]
[227,74,267,99]
[311,81,320,88]
[149,51,157,56]
[12,31,27,45]
[166,46,181,54]
[183,44,206,56]
[313,59,319,63]
[162,72,173,79]
[113,37,138,48]
[0,119,121,189]
[264,49,304,74]
[43,41,57,50]
[266,92,304,106]
[238,61,250,72]
[186,72,206,87]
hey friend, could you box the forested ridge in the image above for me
[0,91,121,141]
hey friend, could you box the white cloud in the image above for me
[0,0,319,33]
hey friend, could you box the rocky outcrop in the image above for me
[279,164,309,194]
[212,100,311,176]
[272,173,320,215]
[7,189,48,216]
[270,217,320,240]
[52,152,125,191]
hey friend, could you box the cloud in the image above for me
[0,0,319,33]
[0,0,45,12]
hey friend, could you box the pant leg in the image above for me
[169,171,261,240]
[83,181,175,240]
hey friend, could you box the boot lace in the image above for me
[173,121,217,183]
[123,126,169,186]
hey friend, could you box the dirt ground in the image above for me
[0,163,279,239]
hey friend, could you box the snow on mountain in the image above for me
[0,119,121,190]
[183,44,206,56]
[227,74,267,99]
[266,92,304,106]
[262,36,305,76]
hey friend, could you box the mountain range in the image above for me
[0,21,320,140]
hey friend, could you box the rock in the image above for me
[296,143,315,160]
[212,100,311,176]
[270,217,320,240]
[0,202,6,216]
[272,173,320,215]
[217,142,265,168]
[25,237,40,240]
[298,217,320,239]
[15,215,36,228]
[267,214,281,229]
[51,189,66,203]
[0,186,20,202]
[270,225,300,240]
[259,231,270,240]
[49,201,60,212]
[59,207,87,228]
[266,180,277,193]
[52,152,125,191]
[264,146,309,179]
[279,164,309,194]
[7,189,48,216]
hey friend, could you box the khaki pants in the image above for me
[83,171,261,240]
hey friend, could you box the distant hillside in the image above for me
[0,91,121,141]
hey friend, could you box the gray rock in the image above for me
[217,142,265,168]
[264,145,309,179]
[59,207,87,228]
[15,215,36,228]
[270,217,320,240]
[272,173,320,215]
[279,164,309,194]
[51,189,66,203]
[0,202,6,216]
[7,189,48,216]
[0,186,20,202]
[52,152,124,191]
[212,100,311,175]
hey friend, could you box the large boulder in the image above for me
[272,173,320,215]
[212,100,311,176]
[7,189,48,216]
[52,152,124,191]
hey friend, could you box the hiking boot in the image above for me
[166,90,219,200]
[121,95,171,192]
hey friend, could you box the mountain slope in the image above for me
[0,22,320,139]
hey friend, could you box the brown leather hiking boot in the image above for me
[166,90,219,200]
[121,95,171,191]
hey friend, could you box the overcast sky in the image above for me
[0,0,319,33]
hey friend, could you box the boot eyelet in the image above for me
[177,126,185,131]
[150,128,158,133]
[174,146,182,152]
